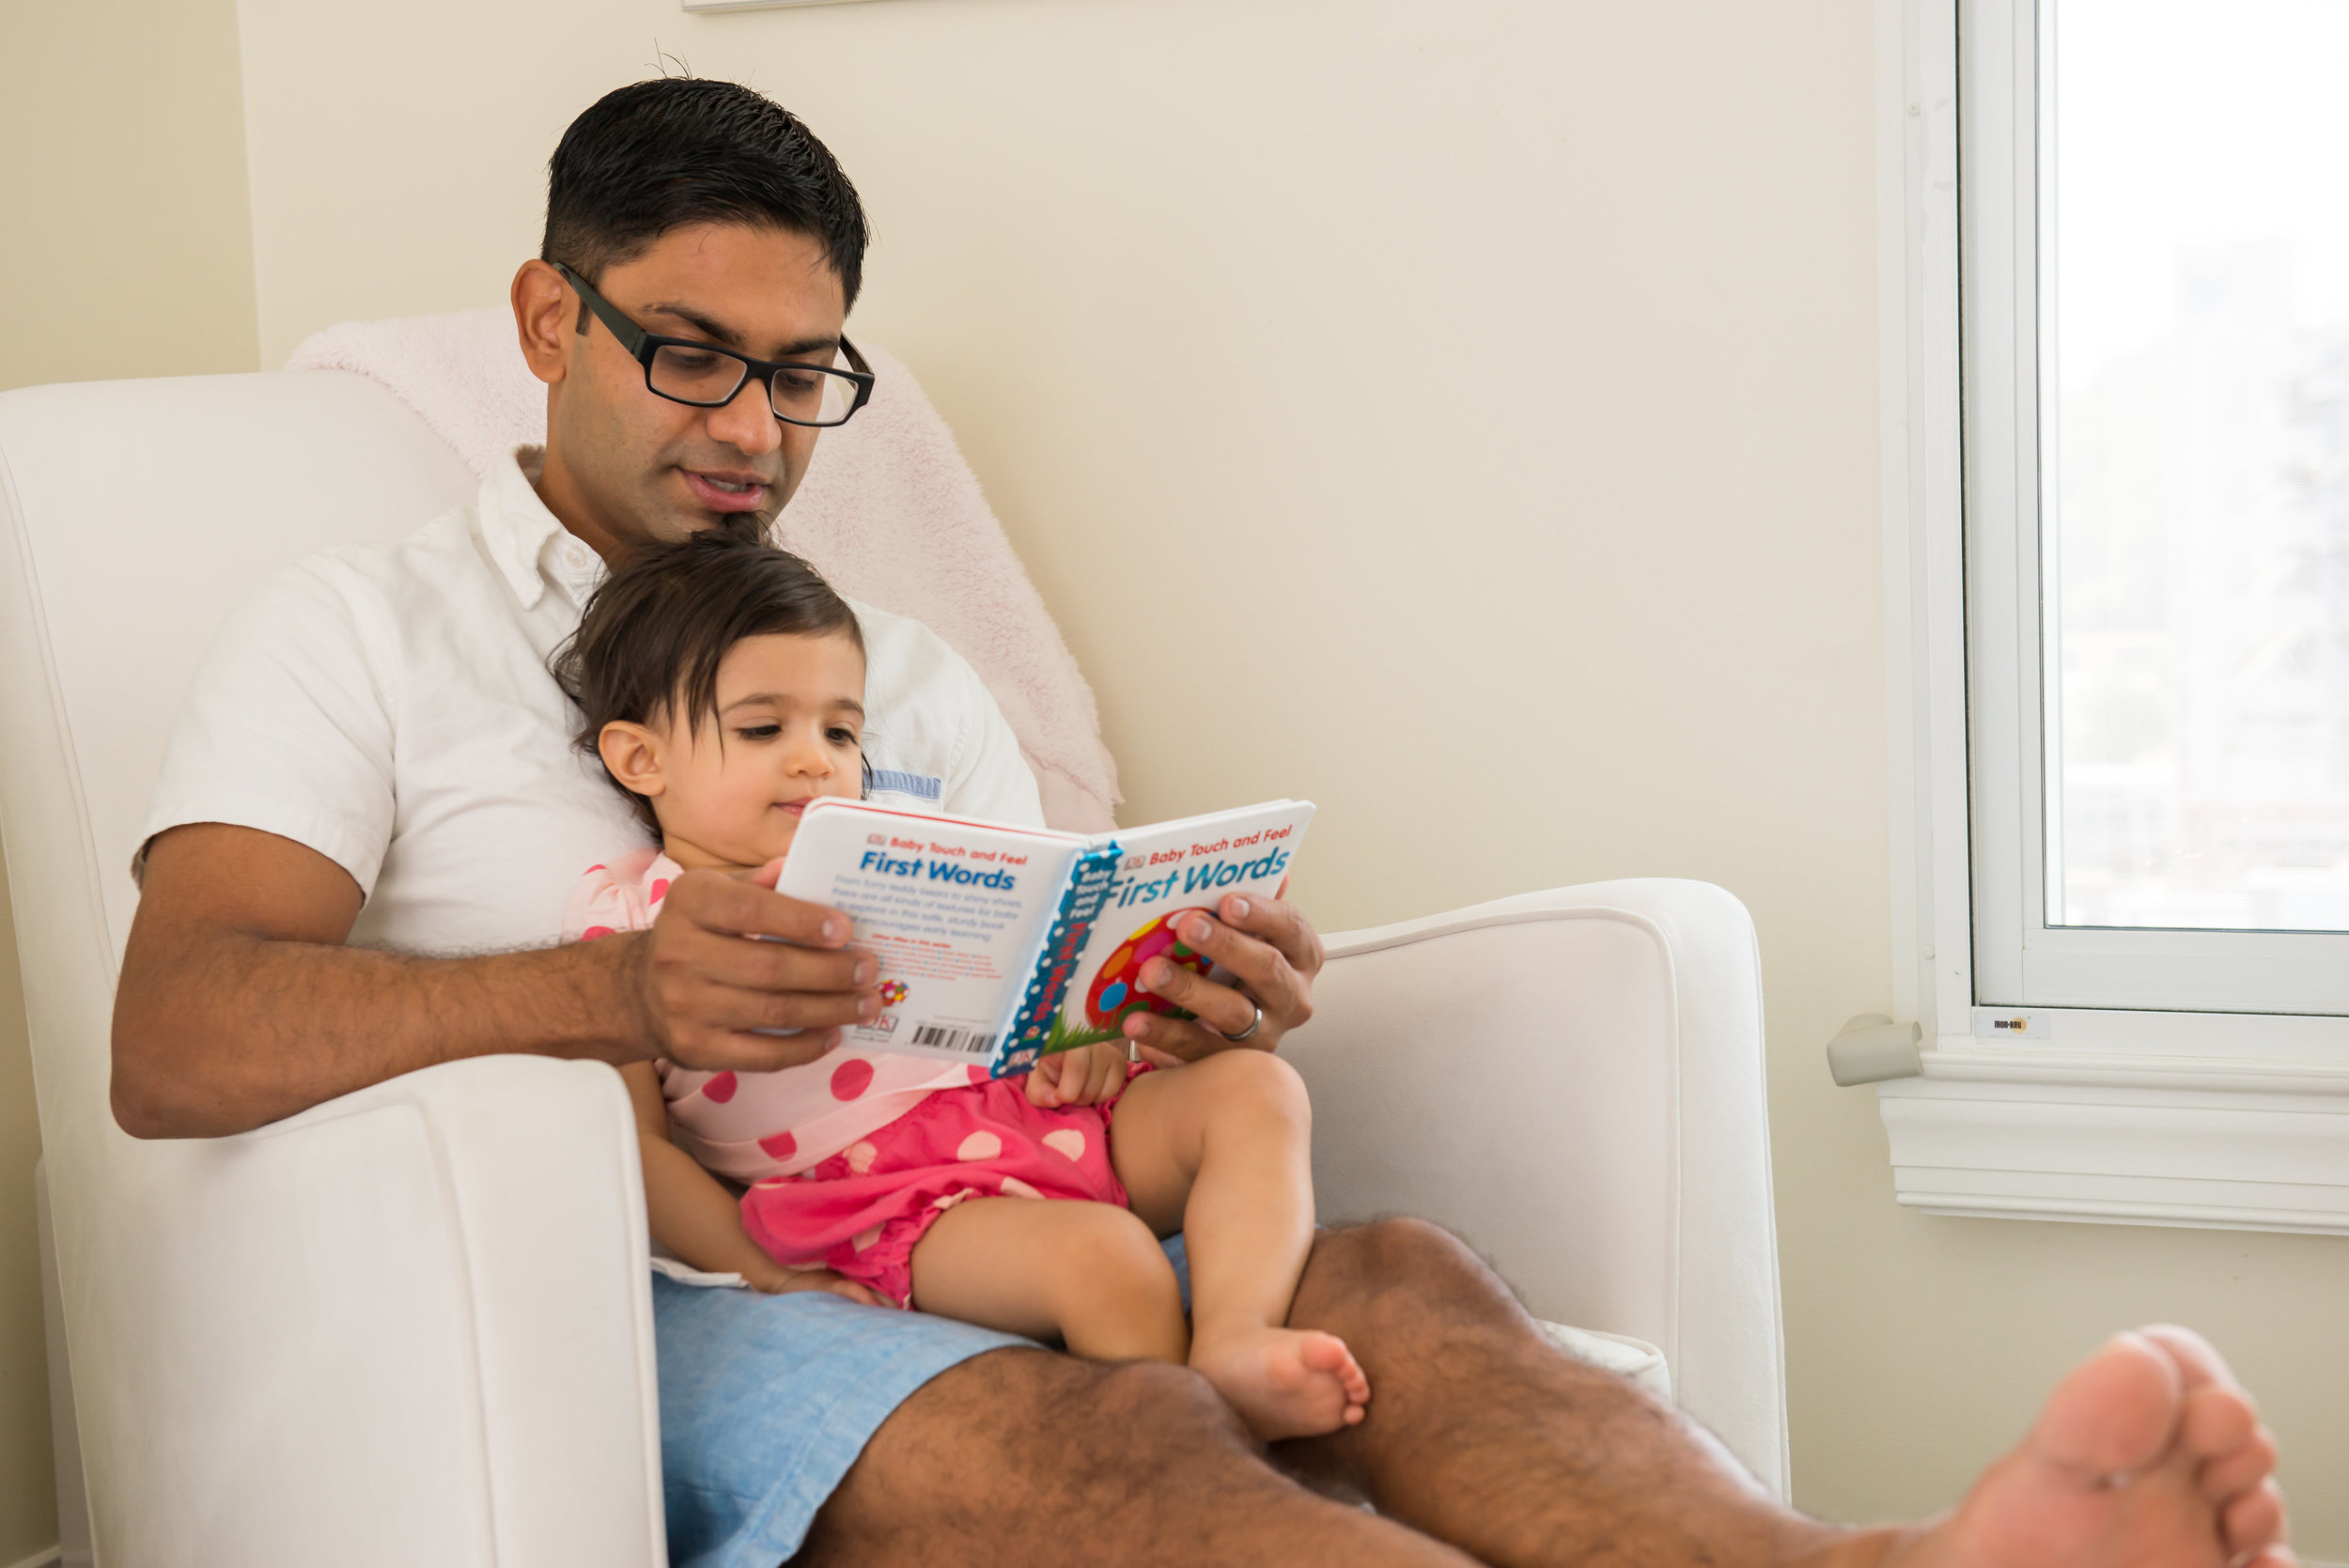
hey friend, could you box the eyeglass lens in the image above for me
[647,345,858,426]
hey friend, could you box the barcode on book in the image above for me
[912,1025,999,1056]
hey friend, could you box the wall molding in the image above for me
[1879,1052,2349,1234]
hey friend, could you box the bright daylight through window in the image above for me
[2046,0,2349,938]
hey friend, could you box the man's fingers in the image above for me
[668,868,852,947]
[1215,893,1325,979]
[1134,955,1263,1037]
[1165,911,1303,1013]
[664,927,877,997]
[671,1026,844,1074]
[1123,1009,1252,1064]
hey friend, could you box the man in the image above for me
[112,78,2291,1568]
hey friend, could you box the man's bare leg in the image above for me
[1277,1219,2289,1568]
[789,1346,1477,1568]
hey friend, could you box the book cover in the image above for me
[774,799,1314,1075]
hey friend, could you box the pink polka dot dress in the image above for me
[568,850,1133,1308]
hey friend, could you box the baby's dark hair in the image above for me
[551,531,864,830]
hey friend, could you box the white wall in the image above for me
[0,0,262,1556]
[0,0,2338,1548]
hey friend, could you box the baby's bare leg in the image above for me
[910,1196,1188,1362]
[1110,1051,1369,1439]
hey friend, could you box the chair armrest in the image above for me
[1284,878,1788,1498]
[81,1054,664,1566]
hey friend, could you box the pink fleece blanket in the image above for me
[286,309,1119,831]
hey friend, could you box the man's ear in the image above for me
[512,259,574,389]
[598,722,666,800]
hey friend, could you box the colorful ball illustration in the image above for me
[1084,911,1211,1030]
[879,980,910,1007]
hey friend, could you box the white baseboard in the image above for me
[6,1545,60,1568]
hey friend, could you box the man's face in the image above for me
[514,222,849,559]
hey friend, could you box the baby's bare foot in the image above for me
[1190,1322,1371,1441]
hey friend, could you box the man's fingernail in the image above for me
[823,918,846,942]
[855,958,878,986]
[1185,916,1213,944]
[1227,896,1250,920]
[1123,1014,1147,1038]
[860,995,881,1022]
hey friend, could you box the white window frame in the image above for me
[1876,0,2349,1235]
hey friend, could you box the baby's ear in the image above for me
[598,722,666,799]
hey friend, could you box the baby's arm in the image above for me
[622,1063,879,1305]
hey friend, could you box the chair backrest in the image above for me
[0,372,483,1558]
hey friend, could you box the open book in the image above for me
[775,798,1314,1077]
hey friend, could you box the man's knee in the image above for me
[1310,1216,1485,1296]
[1296,1217,1530,1343]
[881,1349,1253,1495]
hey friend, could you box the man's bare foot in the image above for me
[1190,1320,1372,1441]
[1878,1326,2290,1568]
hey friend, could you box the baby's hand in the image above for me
[757,1264,882,1309]
[1025,1042,1131,1109]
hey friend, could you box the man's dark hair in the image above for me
[543,77,869,308]
[551,532,865,829]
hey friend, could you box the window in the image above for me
[1876,0,2349,1234]
[1970,0,2349,1018]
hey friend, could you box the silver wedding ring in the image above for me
[1221,1002,1264,1042]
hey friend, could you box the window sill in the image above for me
[1876,1046,2349,1234]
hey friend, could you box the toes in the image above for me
[2139,1324,2238,1392]
[2181,1381,2258,1461]
[1297,1331,1349,1373]
[2031,1331,2184,1479]
[2199,1421,2279,1502]
[2223,1479,2288,1559]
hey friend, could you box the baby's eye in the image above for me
[827,726,861,747]
[737,723,782,740]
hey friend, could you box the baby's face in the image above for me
[641,630,867,870]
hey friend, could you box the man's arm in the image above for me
[111,823,882,1139]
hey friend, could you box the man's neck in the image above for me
[528,446,632,567]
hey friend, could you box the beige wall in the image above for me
[0,0,2340,1550]
[0,0,261,1553]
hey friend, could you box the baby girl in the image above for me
[551,531,1368,1439]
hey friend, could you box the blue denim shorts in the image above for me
[652,1236,1190,1567]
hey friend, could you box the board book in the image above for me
[774,798,1314,1077]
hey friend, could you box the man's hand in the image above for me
[633,859,882,1074]
[1118,893,1325,1066]
[1025,1042,1131,1108]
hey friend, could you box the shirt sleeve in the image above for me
[135,555,400,895]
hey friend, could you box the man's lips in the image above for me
[681,469,772,514]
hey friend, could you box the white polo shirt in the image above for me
[139,448,1044,956]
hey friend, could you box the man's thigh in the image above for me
[793,1340,1470,1568]
[652,1276,1026,1568]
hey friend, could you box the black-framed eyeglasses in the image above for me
[554,262,876,428]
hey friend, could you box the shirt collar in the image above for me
[476,445,608,612]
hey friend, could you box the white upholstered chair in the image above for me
[0,371,1787,1566]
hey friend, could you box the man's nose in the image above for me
[707,378,783,458]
